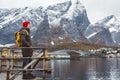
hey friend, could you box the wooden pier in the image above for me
[0,47,51,80]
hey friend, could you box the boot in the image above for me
[22,73,36,79]
[27,73,36,79]
[45,70,51,74]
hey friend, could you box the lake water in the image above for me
[34,58,120,80]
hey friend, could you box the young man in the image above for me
[20,21,35,79]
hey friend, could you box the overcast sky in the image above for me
[0,0,120,23]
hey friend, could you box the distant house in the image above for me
[106,54,116,58]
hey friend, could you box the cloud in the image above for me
[81,0,120,23]
[0,0,120,23]
[0,0,27,8]
[0,0,68,8]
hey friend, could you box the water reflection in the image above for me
[85,58,120,80]
[36,58,120,80]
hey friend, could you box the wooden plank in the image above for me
[9,52,44,80]
[0,68,51,71]
[0,47,49,80]
[0,57,46,60]
[0,51,2,72]
[22,77,49,80]
[6,60,10,80]
[24,52,44,69]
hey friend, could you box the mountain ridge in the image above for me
[0,0,120,47]
[0,0,90,46]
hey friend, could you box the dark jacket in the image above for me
[20,28,32,47]
[20,27,33,57]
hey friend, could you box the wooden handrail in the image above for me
[0,57,48,60]
[0,47,47,49]
[0,68,51,72]
[0,47,50,80]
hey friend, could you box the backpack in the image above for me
[15,30,28,47]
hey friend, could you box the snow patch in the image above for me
[86,32,98,39]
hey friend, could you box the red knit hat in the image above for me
[22,21,30,27]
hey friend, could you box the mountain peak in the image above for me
[71,0,81,4]
[61,0,85,20]
[0,0,90,45]
[96,15,120,25]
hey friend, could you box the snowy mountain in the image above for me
[0,6,45,44]
[85,15,120,46]
[33,0,89,46]
[0,0,90,46]
[1,0,119,47]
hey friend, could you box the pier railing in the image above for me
[0,47,51,80]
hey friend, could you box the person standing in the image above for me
[20,21,35,79]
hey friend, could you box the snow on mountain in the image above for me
[86,32,98,39]
[85,15,120,45]
[33,0,90,46]
[95,15,120,44]
[46,0,72,22]
[1,0,119,47]
[0,0,90,46]
[62,0,85,20]
[0,43,15,47]
[0,6,45,45]
[96,15,120,32]
[2,0,120,46]
[0,8,31,26]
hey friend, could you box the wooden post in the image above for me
[10,49,44,80]
[6,60,10,80]
[24,52,44,69]
[6,48,11,80]
[0,51,1,73]
[10,50,14,75]
[5,47,50,80]
[43,49,46,80]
